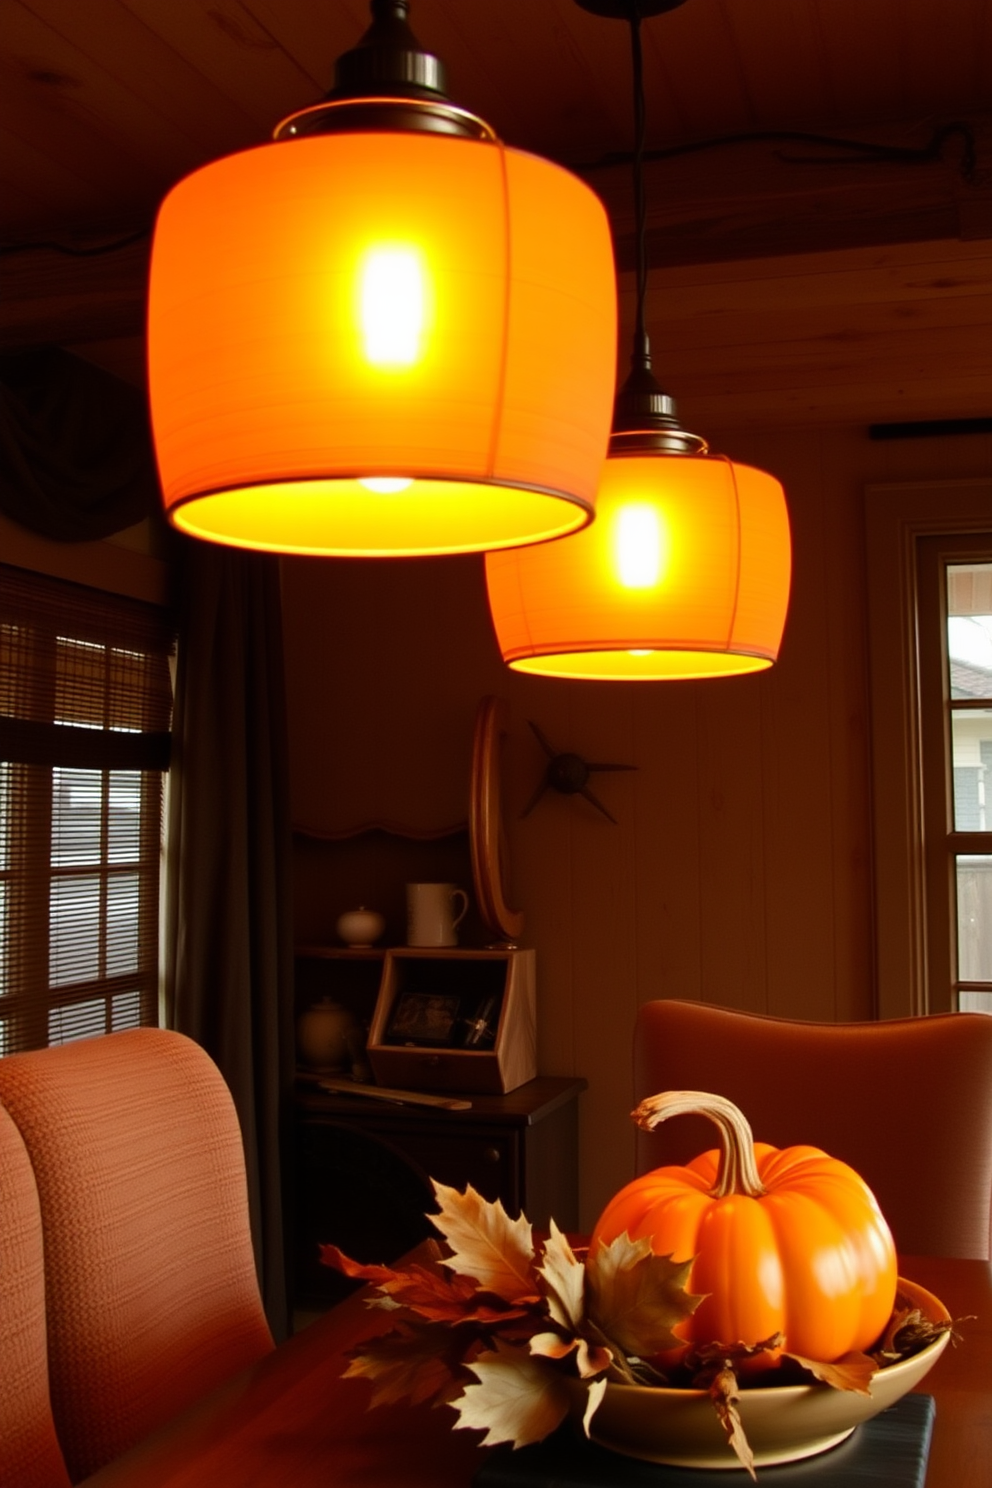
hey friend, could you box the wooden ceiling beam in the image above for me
[0,235,150,349]
[3,115,988,353]
[594,117,992,269]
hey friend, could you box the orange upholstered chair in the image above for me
[0,1103,71,1488]
[0,1028,274,1482]
[633,1000,992,1261]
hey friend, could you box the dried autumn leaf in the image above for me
[586,1232,704,1360]
[875,1302,917,1358]
[489,1316,549,1345]
[710,1366,756,1481]
[537,1220,585,1333]
[684,1333,784,1384]
[530,1331,612,1379]
[431,1180,537,1304]
[390,1262,476,1307]
[367,1295,402,1313]
[319,1242,518,1323]
[343,1322,462,1408]
[388,1264,530,1325]
[452,1341,571,1448]
[529,1331,576,1361]
[874,1304,963,1363]
[783,1349,877,1395]
[319,1244,398,1288]
[581,1377,608,1437]
[572,1338,614,1380]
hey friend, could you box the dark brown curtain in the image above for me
[164,540,295,1342]
[1,347,296,1339]
[0,348,158,539]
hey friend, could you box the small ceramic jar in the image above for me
[336,906,385,947]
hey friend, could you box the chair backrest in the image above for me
[633,1000,992,1261]
[0,1029,274,1482]
[0,1103,71,1488]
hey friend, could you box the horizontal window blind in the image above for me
[0,564,175,1055]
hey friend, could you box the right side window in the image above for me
[947,561,992,1011]
[919,539,992,1014]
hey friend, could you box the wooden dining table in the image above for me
[80,1252,991,1488]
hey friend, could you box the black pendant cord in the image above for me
[576,0,704,453]
[629,5,651,374]
[606,0,704,452]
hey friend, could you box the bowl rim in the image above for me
[596,1275,950,1402]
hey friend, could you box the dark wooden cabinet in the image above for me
[291,1076,586,1311]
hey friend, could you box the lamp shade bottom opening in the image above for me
[167,478,591,557]
[508,648,774,680]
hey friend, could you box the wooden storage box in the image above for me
[367,948,536,1095]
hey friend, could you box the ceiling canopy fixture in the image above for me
[146,1,617,557]
[485,0,792,679]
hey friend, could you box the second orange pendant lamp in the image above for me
[147,2,617,557]
[485,0,792,679]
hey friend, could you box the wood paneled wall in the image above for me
[282,424,992,1229]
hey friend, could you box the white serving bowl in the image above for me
[577,1276,949,1470]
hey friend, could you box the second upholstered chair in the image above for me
[0,1028,274,1483]
[0,1102,71,1488]
[633,999,992,1261]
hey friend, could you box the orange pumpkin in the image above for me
[590,1091,898,1363]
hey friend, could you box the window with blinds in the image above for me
[0,564,174,1055]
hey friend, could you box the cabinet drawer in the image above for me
[394,1129,521,1210]
[291,1078,585,1315]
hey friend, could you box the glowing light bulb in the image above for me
[615,503,664,588]
[358,477,414,494]
[360,248,425,366]
[628,649,652,657]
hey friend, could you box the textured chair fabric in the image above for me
[633,1000,992,1262]
[0,1029,274,1482]
[0,1103,71,1488]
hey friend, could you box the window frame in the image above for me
[0,564,174,1054]
[917,536,992,1011]
[866,477,992,1017]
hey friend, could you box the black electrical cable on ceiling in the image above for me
[0,227,150,259]
[580,120,977,182]
[629,5,650,366]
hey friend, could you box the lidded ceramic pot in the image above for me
[336,906,385,947]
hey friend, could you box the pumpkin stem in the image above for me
[631,1090,766,1199]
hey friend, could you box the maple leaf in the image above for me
[683,1333,784,1382]
[490,1316,550,1345]
[387,1264,529,1325]
[586,1232,704,1360]
[783,1349,877,1395]
[872,1302,963,1363]
[529,1330,576,1360]
[320,1239,527,1325]
[430,1180,537,1304]
[581,1377,608,1436]
[874,1298,920,1359]
[530,1331,612,1379]
[343,1322,463,1408]
[537,1221,585,1333]
[709,1366,756,1481]
[319,1244,398,1287]
[452,1341,572,1448]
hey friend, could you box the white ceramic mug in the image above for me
[406,882,469,947]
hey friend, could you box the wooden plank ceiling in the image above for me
[1,0,990,428]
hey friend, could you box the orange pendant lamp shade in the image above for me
[486,0,791,681]
[146,5,617,558]
[485,447,791,679]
